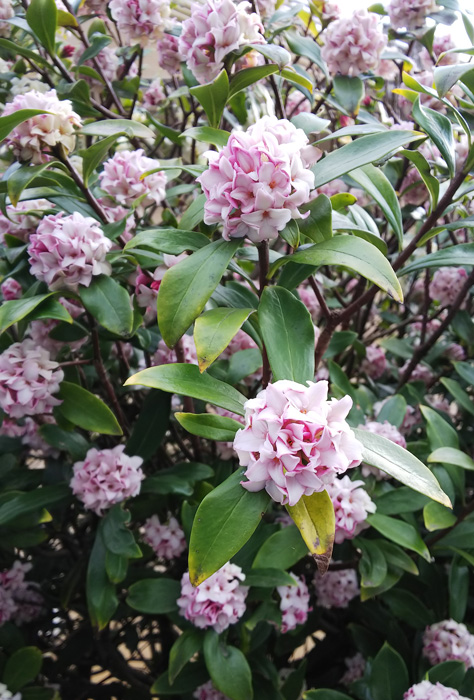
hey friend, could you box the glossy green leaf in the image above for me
[152,664,208,695]
[243,568,298,588]
[349,164,403,246]
[203,631,253,700]
[428,447,474,471]
[0,293,54,334]
[39,424,89,461]
[157,239,240,348]
[357,538,388,588]
[286,491,335,574]
[354,428,451,507]
[367,513,430,561]
[80,119,155,139]
[376,539,419,575]
[182,127,230,147]
[190,69,229,128]
[259,285,314,383]
[0,484,70,527]
[323,331,357,359]
[423,501,457,531]
[402,243,474,275]
[285,31,327,76]
[253,525,307,570]
[124,228,209,255]
[421,405,459,450]
[333,75,364,115]
[79,133,123,186]
[369,643,409,700]
[126,389,170,460]
[125,363,247,416]
[228,65,280,99]
[305,693,352,700]
[26,0,57,55]
[169,630,203,685]
[248,43,290,68]
[449,559,469,621]
[400,149,439,210]
[27,297,73,324]
[453,360,474,386]
[194,307,254,372]
[311,130,421,189]
[102,506,142,559]
[178,193,206,231]
[79,275,133,337]
[280,220,300,249]
[175,412,242,441]
[7,163,52,206]
[57,381,123,435]
[299,194,332,243]
[434,63,474,97]
[428,661,466,690]
[270,237,403,302]
[382,589,434,628]
[189,469,270,585]
[281,67,313,94]
[376,394,407,428]
[87,521,118,629]
[440,377,474,416]
[3,646,43,693]
[412,96,455,176]
[126,578,180,614]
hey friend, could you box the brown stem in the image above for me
[54,147,109,223]
[269,74,286,119]
[258,242,271,388]
[308,275,331,319]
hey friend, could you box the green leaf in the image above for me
[367,513,430,561]
[280,219,300,249]
[189,469,270,585]
[7,163,52,207]
[126,578,180,614]
[178,193,206,231]
[228,65,280,99]
[376,539,419,575]
[412,96,455,176]
[80,119,155,139]
[126,362,246,415]
[194,307,254,372]
[285,31,327,76]
[157,239,240,348]
[281,67,313,94]
[124,228,209,255]
[175,412,242,441]
[311,131,421,189]
[453,360,474,386]
[357,538,388,588]
[152,664,208,696]
[349,164,403,247]
[375,394,407,428]
[26,0,57,55]
[203,631,253,700]
[79,275,133,337]
[2,647,43,693]
[449,559,469,621]
[369,643,409,700]
[271,237,403,302]
[102,505,142,559]
[77,34,111,64]
[0,484,70,526]
[323,331,357,359]
[354,428,451,507]
[304,691,353,700]
[87,521,118,629]
[79,133,122,187]
[248,43,290,68]
[423,501,457,531]
[253,525,307,570]
[57,381,122,435]
[400,149,439,210]
[28,297,73,324]
[286,491,335,575]
[190,69,229,128]
[39,424,89,461]
[333,75,364,115]
[259,286,314,383]
[375,487,429,515]
[243,568,298,588]
[126,389,170,460]
[182,127,229,147]
[299,194,332,243]
[420,405,459,450]
[169,630,203,685]
[0,293,55,334]
[434,63,474,97]
[428,447,474,471]
[428,661,466,690]
[440,377,474,416]
[105,551,128,584]
[383,590,434,628]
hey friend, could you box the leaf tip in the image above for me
[124,372,141,386]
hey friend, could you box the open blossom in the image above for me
[0,0,13,37]
[388,0,436,30]
[0,340,63,419]
[423,620,474,669]
[321,10,386,76]
[99,149,167,208]
[327,476,376,544]
[194,682,229,700]
[445,343,465,362]
[233,380,363,506]
[179,0,265,84]
[0,561,43,627]
[404,681,470,700]
[400,360,433,385]
[429,267,468,306]
[142,515,186,560]
[277,573,311,633]
[157,33,182,74]
[197,116,316,243]
[109,0,169,46]
[1,278,21,300]
[361,344,387,379]
[177,562,248,633]
[142,79,166,111]
[74,45,119,86]
[28,212,112,291]
[70,445,144,516]
[314,568,359,608]
[341,653,365,685]
[2,89,82,163]
[153,333,197,366]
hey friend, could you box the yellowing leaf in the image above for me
[286,490,335,574]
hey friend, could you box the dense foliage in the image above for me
[0,0,474,699]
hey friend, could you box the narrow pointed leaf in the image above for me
[176,412,242,441]
[194,307,254,372]
[401,243,474,275]
[349,164,403,246]
[412,96,455,176]
[57,381,123,435]
[428,447,474,471]
[286,490,335,574]
[190,69,229,128]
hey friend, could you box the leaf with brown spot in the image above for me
[286,490,335,575]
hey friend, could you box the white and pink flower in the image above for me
[0,278,21,300]
[388,0,436,30]
[314,568,359,608]
[429,267,468,307]
[423,619,474,669]
[0,199,51,243]
[277,573,311,633]
[99,149,167,208]
[0,0,14,37]
[194,682,230,700]
[157,33,182,74]
[142,514,186,560]
[404,681,470,700]
[326,476,376,544]
[361,344,387,379]
[321,10,386,76]
[109,0,170,46]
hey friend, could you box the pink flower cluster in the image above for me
[153,334,197,366]
[321,10,386,76]
[277,573,310,633]
[194,682,229,700]
[70,445,144,515]
[0,0,13,38]
[423,619,474,669]
[198,116,316,243]
[0,561,43,626]
[1,278,21,300]
[157,34,182,74]
[314,568,359,608]
[361,344,387,379]
[298,286,321,322]
[326,476,376,544]
[3,89,82,163]
[234,380,363,506]
[28,212,112,291]
[429,267,468,307]
[99,149,167,208]
[142,79,166,111]
[179,0,265,84]
[109,0,170,46]
[142,515,186,560]
[388,0,435,30]
[0,199,51,243]
[404,681,469,700]
[177,562,248,633]
[341,652,366,685]
[400,360,433,385]
[0,340,64,419]
[75,45,119,86]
